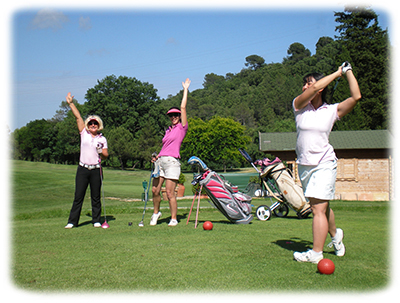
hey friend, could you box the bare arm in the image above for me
[66,92,85,132]
[294,67,342,111]
[337,70,362,118]
[100,149,109,160]
[180,78,191,127]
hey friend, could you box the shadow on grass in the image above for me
[78,214,116,227]
[273,238,313,252]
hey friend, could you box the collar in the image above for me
[309,102,328,110]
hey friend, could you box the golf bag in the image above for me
[189,156,253,224]
[256,157,311,217]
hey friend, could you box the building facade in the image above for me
[258,130,393,201]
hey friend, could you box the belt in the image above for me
[79,162,100,170]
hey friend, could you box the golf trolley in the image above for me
[238,148,312,221]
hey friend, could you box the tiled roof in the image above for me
[259,130,392,152]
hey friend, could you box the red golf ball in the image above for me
[203,221,213,230]
[317,258,335,275]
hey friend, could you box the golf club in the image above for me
[97,144,109,229]
[138,153,157,227]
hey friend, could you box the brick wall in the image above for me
[288,157,392,201]
[335,158,391,201]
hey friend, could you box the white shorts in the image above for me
[298,160,337,200]
[156,156,181,181]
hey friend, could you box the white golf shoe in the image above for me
[168,219,178,226]
[150,212,162,226]
[328,228,345,256]
[65,223,74,229]
[293,250,323,264]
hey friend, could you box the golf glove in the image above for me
[341,61,352,74]
[96,143,103,154]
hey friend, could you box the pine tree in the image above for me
[334,6,390,130]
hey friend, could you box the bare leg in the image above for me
[165,178,178,220]
[310,198,336,252]
[152,177,164,214]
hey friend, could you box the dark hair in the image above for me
[303,72,328,103]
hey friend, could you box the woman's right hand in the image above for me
[66,92,74,104]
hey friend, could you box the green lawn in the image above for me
[10,160,391,295]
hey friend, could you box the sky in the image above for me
[8,3,391,131]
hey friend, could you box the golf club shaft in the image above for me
[194,184,202,228]
[186,192,198,225]
[139,163,154,224]
[99,163,107,221]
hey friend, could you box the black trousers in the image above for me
[67,165,102,226]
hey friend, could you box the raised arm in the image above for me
[66,92,85,132]
[180,78,191,127]
[294,67,342,110]
[337,69,362,118]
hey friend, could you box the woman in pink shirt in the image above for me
[150,78,191,226]
[292,63,361,263]
[64,92,109,229]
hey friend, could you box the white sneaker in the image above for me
[328,228,345,256]
[150,212,162,226]
[65,223,74,229]
[168,219,178,226]
[293,250,323,264]
[93,222,101,228]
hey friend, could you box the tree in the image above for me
[84,75,161,134]
[203,73,225,89]
[334,6,390,129]
[133,120,163,169]
[283,43,311,64]
[245,54,265,70]
[13,119,55,161]
[181,117,251,172]
[107,126,135,170]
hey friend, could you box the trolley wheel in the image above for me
[273,203,289,217]
[256,205,272,221]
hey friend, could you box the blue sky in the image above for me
[11,5,390,130]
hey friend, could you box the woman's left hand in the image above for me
[182,78,191,90]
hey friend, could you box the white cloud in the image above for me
[79,16,92,31]
[31,8,69,31]
[166,37,178,45]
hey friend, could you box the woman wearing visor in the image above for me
[150,78,191,226]
[64,92,109,229]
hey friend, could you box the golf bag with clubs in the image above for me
[239,148,312,220]
[188,156,253,224]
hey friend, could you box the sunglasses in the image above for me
[88,121,99,126]
[168,113,180,118]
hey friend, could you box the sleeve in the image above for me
[99,135,108,149]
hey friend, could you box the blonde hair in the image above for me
[84,115,104,131]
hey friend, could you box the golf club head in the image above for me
[101,221,110,229]
[138,221,144,227]
[187,156,208,171]
[238,148,253,163]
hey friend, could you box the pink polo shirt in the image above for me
[293,99,339,165]
[79,129,108,165]
[158,122,188,159]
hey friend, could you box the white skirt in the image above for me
[298,160,337,200]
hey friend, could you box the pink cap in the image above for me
[166,108,181,115]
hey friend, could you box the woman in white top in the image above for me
[64,92,109,229]
[292,62,361,263]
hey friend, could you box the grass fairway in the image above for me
[10,161,391,296]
